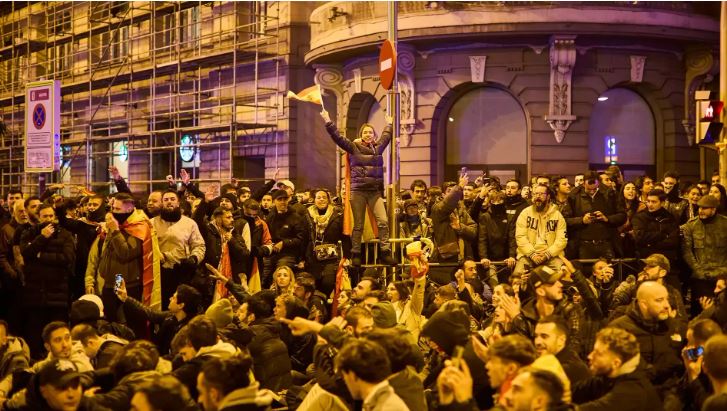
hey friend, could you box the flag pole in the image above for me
[317,84,327,112]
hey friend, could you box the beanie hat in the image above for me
[421,310,470,355]
[69,300,101,327]
[221,193,239,210]
[205,299,234,329]
[78,294,105,318]
[371,301,397,329]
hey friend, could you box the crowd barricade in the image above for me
[358,237,640,283]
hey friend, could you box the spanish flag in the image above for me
[286,85,323,105]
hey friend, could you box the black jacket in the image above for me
[631,207,680,261]
[608,305,684,386]
[325,122,392,192]
[265,208,306,260]
[556,347,591,383]
[122,297,190,356]
[567,186,626,243]
[478,208,510,261]
[19,225,75,308]
[511,298,583,352]
[247,317,292,392]
[572,367,663,411]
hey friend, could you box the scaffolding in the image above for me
[0,1,282,195]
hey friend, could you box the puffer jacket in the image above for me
[325,122,392,191]
[631,207,680,261]
[19,224,75,307]
[681,214,727,280]
[514,204,567,259]
[608,304,684,386]
[247,317,292,392]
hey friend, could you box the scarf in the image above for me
[308,204,334,240]
[120,210,162,310]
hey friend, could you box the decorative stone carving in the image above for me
[682,47,714,145]
[314,64,344,122]
[469,56,487,83]
[630,55,647,83]
[544,35,577,144]
[397,45,417,143]
[352,68,362,93]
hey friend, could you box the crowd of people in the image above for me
[0,128,726,410]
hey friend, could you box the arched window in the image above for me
[589,88,655,180]
[445,86,527,182]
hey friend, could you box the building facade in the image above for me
[306,1,721,188]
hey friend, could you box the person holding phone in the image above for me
[566,170,626,260]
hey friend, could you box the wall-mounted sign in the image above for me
[25,80,61,172]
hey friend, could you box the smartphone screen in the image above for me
[114,274,123,291]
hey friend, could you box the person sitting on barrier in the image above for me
[512,184,567,278]
[319,110,396,267]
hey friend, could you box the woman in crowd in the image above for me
[683,184,703,223]
[386,278,426,340]
[271,266,296,296]
[616,181,640,257]
[709,183,727,215]
[319,110,395,267]
[305,189,347,297]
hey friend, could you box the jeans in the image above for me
[350,190,389,254]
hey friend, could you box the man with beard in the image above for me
[573,327,662,411]
[410,179,429,217]
[662,171,689,222]
[235,199,271,293]
[513,184,567,277]
[534,315,591,383]
[198,207,250,302]
[631,189,680,286]
[682,195,727,315]
[18,205,76,355]
[85,193,162,337]
[0,189,22,227]
[264,190,306,288]
[567,170,626,260]
[0,201,27,332]
[153,190,206,309]
[609,281,684,392]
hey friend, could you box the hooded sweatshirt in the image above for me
[515,203,567,259]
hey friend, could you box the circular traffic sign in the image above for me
[32,103,46,130]
[379,39,397,90]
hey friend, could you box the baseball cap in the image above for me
[370,301,397,329]
[403,199,418,209]
[271,189,290,201]
[38,359,81,388]
[641,253,670,272]
[277,180,295,191]
[529,265,563,288]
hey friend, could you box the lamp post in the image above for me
[387,0,400,246]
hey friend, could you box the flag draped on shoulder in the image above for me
[121,210,162,310]
[286,85,323,105]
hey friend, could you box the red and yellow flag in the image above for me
[286,85,323,105]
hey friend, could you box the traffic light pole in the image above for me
[387,1,400,247]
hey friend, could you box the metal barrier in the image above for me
[358,236,640,283]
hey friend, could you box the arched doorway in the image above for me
[442,86,528,183]
[588,88,656,181]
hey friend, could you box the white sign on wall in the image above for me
[25,80,61,172]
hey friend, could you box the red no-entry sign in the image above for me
[379,39,397,90]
